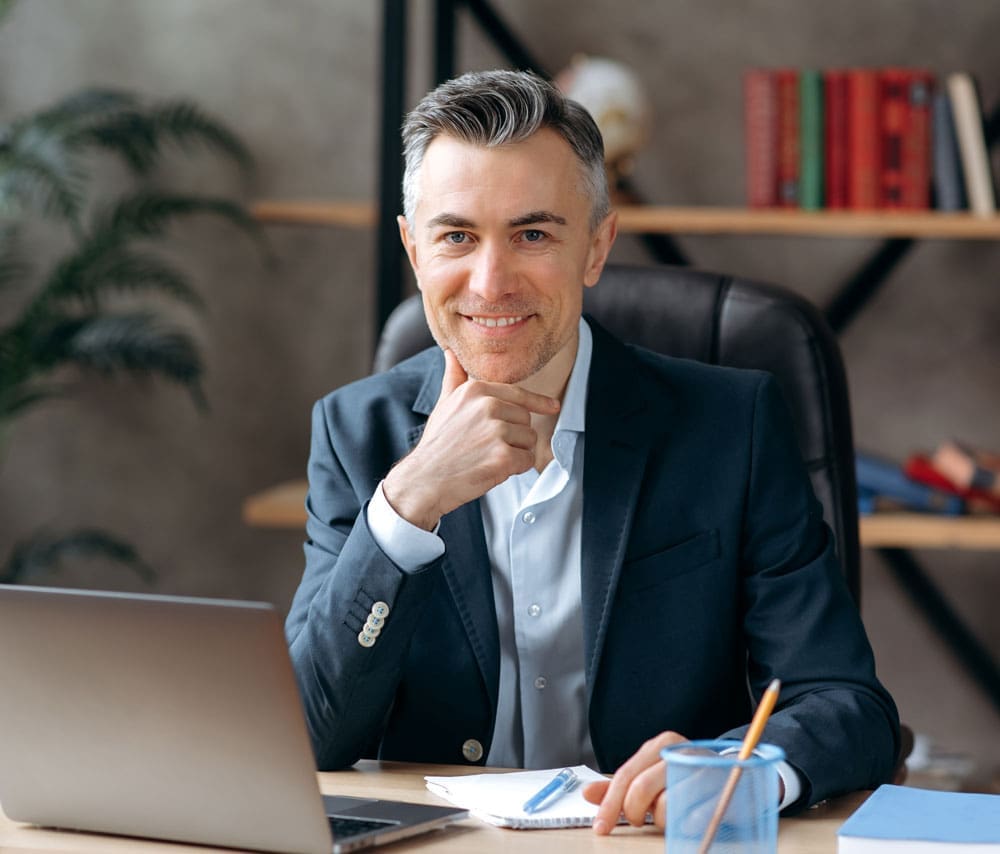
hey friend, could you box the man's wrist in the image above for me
[382,464,440,531]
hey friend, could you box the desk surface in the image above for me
[0,760,862,854]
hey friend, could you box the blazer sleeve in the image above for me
[720,374,901,811]
[285,397,442,770]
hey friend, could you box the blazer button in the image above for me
[371,601,390,619]
[357,631,376,648]
[461,739,483,762]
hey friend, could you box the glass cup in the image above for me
[661,739,785,854]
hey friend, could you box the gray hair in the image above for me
[401,70,610,231]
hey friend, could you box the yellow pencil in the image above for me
[697,678,781,854]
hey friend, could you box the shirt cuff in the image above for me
[366,480,445,571]
[719,748,801,810]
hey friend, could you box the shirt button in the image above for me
[461,738,484,762]
[534,676,547,690]
[527,604,541,617]
[522,511,536,525]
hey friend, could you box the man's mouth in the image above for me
[469,315,526,328]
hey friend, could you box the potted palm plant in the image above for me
[0,2,266,582]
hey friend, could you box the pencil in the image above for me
[697,678,781,854]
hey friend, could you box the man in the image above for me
[285,70,899,832]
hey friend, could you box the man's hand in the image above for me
[382,349,560,530]
[583,731,687,833]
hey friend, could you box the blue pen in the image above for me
[522,768,580,814]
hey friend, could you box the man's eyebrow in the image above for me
[426,213,475,229]
[508,210,568,227]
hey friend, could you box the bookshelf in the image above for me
[242,479,1000,550]
[251,201,1000,239]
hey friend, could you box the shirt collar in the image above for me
[554,317,591,437]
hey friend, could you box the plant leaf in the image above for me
[97,189,267,252]
[0,145,85,222]
[0,528,155,584]
[42,243,206,310]
[30,311,206,407]
[71,98,253,176]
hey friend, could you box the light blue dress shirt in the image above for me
[366,318,799,806]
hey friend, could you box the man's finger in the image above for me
[582,780,610,806]
[439,348,468,400]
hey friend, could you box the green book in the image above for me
[799,69,824,210]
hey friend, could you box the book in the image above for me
[838,784,1000,852]
[905,453,1000,514]
[947,71,997,215]
[855,451,964,515]
[846,69,880,209]
[932,88,969,210]
[425,765,607,828]
[799,69,824,210]
[825,70,850,209]
[901,70,933,209]
[775,69,800,207]
[879,69,932,210]
[744,68,779,207]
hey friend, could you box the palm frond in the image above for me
[1,528,155,584]
[0,145,85,222]
[98,190,267,251]
[29,311,205,407]
[72,99,253,176]
[0,229,31,291]
[0,381,64,420]
[41,242,206,310]
[34,88,139,127]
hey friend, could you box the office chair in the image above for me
[373,263,861,603]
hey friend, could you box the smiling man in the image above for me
[285,70,900,831]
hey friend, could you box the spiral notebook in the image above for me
[424,765,606,829]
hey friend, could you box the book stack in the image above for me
[744,68,996,215]
[857,444,1000,516]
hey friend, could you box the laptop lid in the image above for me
[0,585,464,854]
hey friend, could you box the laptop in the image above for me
[0,585,467,854]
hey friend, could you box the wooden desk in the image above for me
[0,760,861,853]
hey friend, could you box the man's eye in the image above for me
[522,229,545,242]
[445,232,467,244]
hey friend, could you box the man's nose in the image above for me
[467,242,515,302]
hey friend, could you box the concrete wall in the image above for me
[2,0,998,764]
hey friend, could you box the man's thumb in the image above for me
[439,348,468,398]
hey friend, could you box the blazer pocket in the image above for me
[619,529,720,595]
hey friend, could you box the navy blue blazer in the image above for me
[286,319,899,810]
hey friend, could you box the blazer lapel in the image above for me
[412,352,500,711]
[580,320,673,695]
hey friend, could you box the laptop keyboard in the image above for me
[327,815,397,840]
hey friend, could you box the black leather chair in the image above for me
[373,263,861,602]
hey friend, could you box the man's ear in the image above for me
[583,210,618,288]
[397,215,421,285]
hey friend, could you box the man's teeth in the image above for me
[472,316,524,328]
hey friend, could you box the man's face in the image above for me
[398,129,616,386]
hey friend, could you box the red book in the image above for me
[904,454,1000,514]
[775,69,800,207]
[846,69,880,209]
[902,70,934,209]
[879,69,934,209]
[824,70,850,209]
[744,69,778,207]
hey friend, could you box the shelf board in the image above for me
[251,200,376,228]
[250,201,1000,239]
[243,479,1000,549]
[858,513,1000,549]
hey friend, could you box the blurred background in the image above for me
[1,0,997,779]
